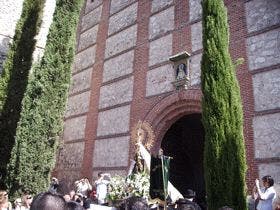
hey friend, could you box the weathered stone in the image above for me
[92,170,127,179]
[253,69,280,112]
[84,0,103,14]
[99,77,134,109]
[35,0,56,48]
[105,25,137,59]
[110,0,135,15]
[0,0,24,37]
[247,28,280,70]
[253,113,280,159]
[78,24,99,51]
[33,47,45,63]
[92,136,130,167]
[146,64,174,97]
[149,34,173,67]
[69,68,92,95]
[191,21,202,52]
[57,169,81,191]
[245,0,280,33]
[151,0,173,14]
[65,91,90,118]
[149,7,174,40]
[190,53,202,86]
[0,35,11,53]
[103,50,134,82]
[189,0,202,22]
[108,2,137,36]
[63,116,87,142]
[97,105,130,136]
[81,5,102,32]
[258,163,280,183]
[73,46,96,73]
[58,142,85,169]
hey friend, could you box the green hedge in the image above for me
[6,0,84,197]
[0,0,45,189]
[201,0,247,209]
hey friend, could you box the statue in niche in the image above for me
[176,63,187,80]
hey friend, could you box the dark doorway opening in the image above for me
[161,113,205,204]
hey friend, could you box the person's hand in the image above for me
[255,179,260,188]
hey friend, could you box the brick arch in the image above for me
[144,89,202,153]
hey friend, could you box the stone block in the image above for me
[78,24,99,51]
[65,91,90,118]
[92,136,130,167]
[253,113,280,159]
[58,142,85,169]
[92,170,127,179]
[32,47,44,62]
[258,163,280,183]
[69,68,92,95]
[146,64,174,97]
[99,77,134,109]
[85,0,103,14]
[0,0,24,37]
[247,28,280,70]
[63,116,87,142]
[189,0,202,22]
[191,21,202,52]
[253,69,280,111]
[57,169,81,191]
[0,35,11,54]
[245,0,280,33]
[105,25,137,59]
[81,5,102,32]
[151,0,173,14]
[110,0,135,15]
[97,105,130,136]
[103,50,134,82]
[149,7,174,40]
[149,34,173,67]
[108,2,137,36]
[73,46,96,73]
[190,53,202,86]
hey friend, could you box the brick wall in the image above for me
[55,0,280,193]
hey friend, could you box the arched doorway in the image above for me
[161,113,205,203]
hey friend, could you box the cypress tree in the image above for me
[6,0,84,197]
[201,0,247,209]
[0,0,45,189]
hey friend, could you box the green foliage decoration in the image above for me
[201,0,247,209]
[0,0,45,189]
[6,0,84,197]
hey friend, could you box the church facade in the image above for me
[0,0,279,195]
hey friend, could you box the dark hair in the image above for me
[66,201,85,210]
[262,175,274,187]
[97,172,103,177]
[30,191,66,210]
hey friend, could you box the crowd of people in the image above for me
[0,174,279,210]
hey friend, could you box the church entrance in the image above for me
[161,113,205,203]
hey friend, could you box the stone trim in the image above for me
[109,0,137,16]
[246,25,280,38]
[98,101,131,113]
[249,63,280,75]
[64,112,88,121]
[255,108,280,116]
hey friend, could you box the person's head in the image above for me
[97,172,104,178]
[183,189,196,201]
[22,194,33,207]
[30,191,67,210]
[69,190,75,199]
[14,198,22,207]
[64,194,71,202]
[66,201,85,210]
[262,175,274,188]
[0,190,8,205]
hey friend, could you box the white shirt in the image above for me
[76,182,92,197]
[257,186,276,210]
[95,179,110,204]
